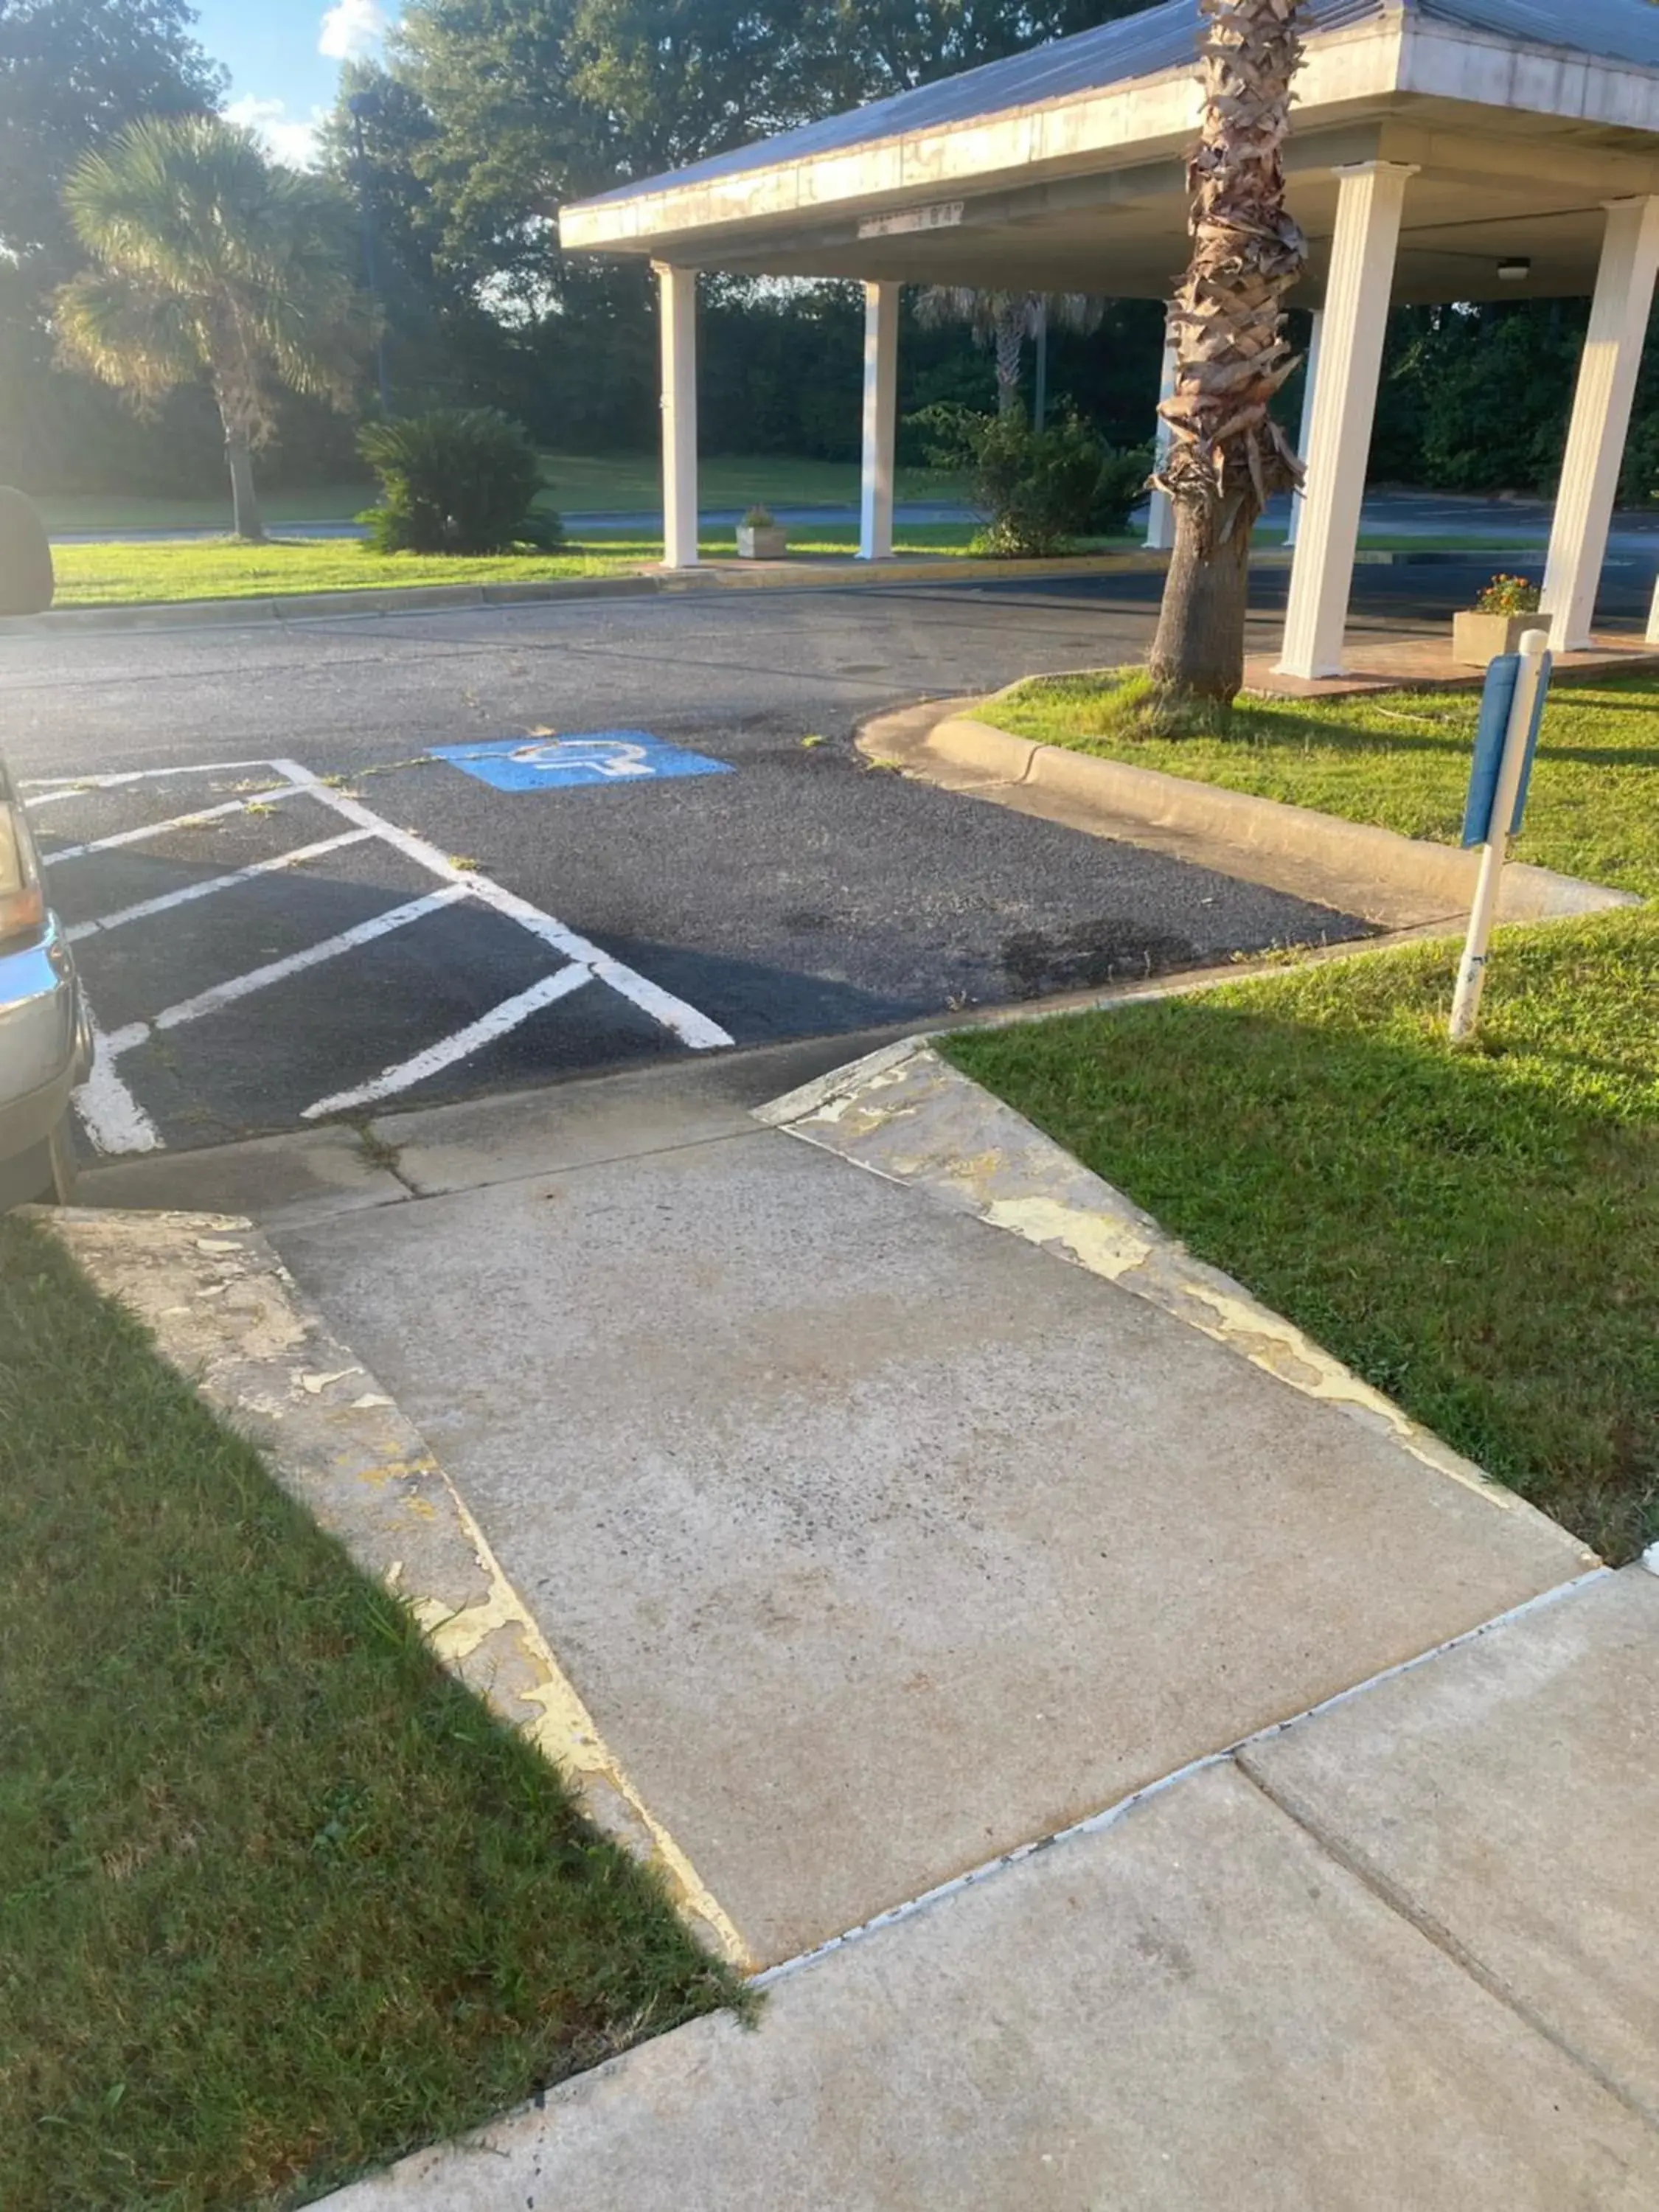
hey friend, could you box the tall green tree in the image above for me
[0,0,226,494]
[0,0,223,268]
[57,116,365,539]
[321,0,1169,430]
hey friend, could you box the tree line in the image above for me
[1,0,1656,510]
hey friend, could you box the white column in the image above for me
[858,281,900,561]
[1144,310,1179,552]
[1541,195,1659,653]
[655,261,698,569]
[1283,307,1324,549]
[1276,162,1416,680]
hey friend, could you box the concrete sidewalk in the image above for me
[74,1043,1658,2204]
[324,1566,1659,2211]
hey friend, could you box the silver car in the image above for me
[0,753,91,1208]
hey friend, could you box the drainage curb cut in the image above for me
[36,1206,749,1969]
[758,1041,1598,1563]
[865,698,1642,931]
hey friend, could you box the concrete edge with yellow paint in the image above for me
[36,1206,751,1970]
[760,1046,1597,1560]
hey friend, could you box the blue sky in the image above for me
[195,0,396,163]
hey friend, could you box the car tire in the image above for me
[30,1110,77,1206]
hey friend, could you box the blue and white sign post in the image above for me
[1450,628,1551,1044]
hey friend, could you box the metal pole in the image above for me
[349,98,392,415]
[1449,627,1548,1044]
[1033,298,1048,433]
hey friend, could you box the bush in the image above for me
[357,408,560,554]
[908,405,1150,556]
[0,487,53,614]
[1091,442,1154,533]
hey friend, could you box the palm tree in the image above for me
[1147,0,1307,706]
[914,288,1104,417]
[56,116,364,542]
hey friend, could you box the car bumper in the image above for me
[0,918,86,1168]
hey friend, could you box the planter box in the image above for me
[1452,609,1531,667]
[736,524,789,560]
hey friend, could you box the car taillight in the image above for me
[0,800,46,945]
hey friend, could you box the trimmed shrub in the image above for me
[908,404,1150,556]
[357,408,560,554]
[0,487,54,614]
[1091,442,1155,533]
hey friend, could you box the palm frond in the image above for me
[53,268,203,403]
[60,114,368,425]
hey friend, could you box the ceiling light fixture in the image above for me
[1498,257,1532,282]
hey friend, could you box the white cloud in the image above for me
[319,0,387,61]
[226,94,324,170]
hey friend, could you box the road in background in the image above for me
[46,485,1659,557]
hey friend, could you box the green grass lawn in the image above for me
[952,667,1658,1562]
[0,1215,740,2212]
[36,456,970,537]
[984,669,1659,899]
[946,908,1658,1564]
[47,523,1145,607]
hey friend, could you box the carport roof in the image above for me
[559,0,1659,303]
[573,0,1659,212]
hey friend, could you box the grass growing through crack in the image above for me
[0,1217,740,2212]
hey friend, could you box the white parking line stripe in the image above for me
[302,965,594,1118]
[73,1017,162,1155]
[41,787,296,865]
[269,759,735,1051]
[24,760,280,793]
[102,885,472,1054]
[66,830,375,942]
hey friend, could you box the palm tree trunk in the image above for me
[1147,0,1307,708]
[225,434,265,542]
[993,303,1024,417]
[1149,501,1252,699]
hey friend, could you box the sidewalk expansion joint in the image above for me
[1231,1756,1659,2138]
[750,1569,1610,1994]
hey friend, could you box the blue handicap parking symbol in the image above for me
[430,730,734,792]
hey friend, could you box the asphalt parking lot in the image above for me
[10,561,1638,1159]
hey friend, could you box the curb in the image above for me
[869,698,1641,931]
[3,570,685,637]
[4,549,1156,641]
[36,1205,750,1967]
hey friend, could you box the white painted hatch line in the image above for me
[73,1018,162,1156]
[37,751,735,1154]
[40,787,298,865]
[303,964,595,1118]
[270,758,735,1051]
[98,884,472,1056]
[24,760,288,795]
[67,830,375,942]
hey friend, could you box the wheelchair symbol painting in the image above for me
[431,729,734,793]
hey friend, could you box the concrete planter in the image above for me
[1452,609,1531,667]
[736,524,789,560]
